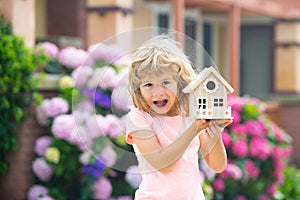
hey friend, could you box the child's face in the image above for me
[139,72,178,116]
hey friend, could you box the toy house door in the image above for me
[212,97,225,118]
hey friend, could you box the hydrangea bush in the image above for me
[29,42,140,200]
[211,95,293,200]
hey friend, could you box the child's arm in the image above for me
[199,119,232,173]
[131,119,209,173]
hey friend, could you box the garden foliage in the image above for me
[0,17,47,175]
[210,96,293,200]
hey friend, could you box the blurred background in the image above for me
[1,0,300,199]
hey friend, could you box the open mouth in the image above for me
[153,99,168,108]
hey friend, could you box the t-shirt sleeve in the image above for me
[125,108,152,144]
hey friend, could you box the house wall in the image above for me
[0,0,35,47]
[35,0,47,38]
[274,20,300,93]
[86,0,133,47]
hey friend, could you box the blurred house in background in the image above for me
[1,0,300,161]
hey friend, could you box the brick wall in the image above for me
[280,102,300,166]
[265,101,300,166]
[0,90,58,200]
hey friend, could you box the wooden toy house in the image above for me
[183,66,234,119]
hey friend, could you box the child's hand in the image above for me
[206,119,232,138]
[196,119,210,133]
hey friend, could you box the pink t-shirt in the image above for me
[126,108,205,200]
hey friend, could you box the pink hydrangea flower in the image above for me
[231,124,247,135]
[58,47,91,68]
[112,85,133,112]
[212,178,225,192]
[88,43,124,63]
[200,160,216,180]
[32,158,54,181]
[271,123,286,142]
[245,160,260,179]
[68,125,93,151]
[117,196,132,200]
[85,114,109,139]
[221,130,232,147]
[231,110,241,125]
[115,69,129,87]
[105,114,124,138]
[87,67,116,89]
[52,114,76,140]
[35,104,50,126]
[125,165,142,189]
[220,162,242,180]
[93,177,112,199]
[267,184,278,196]
[258,195,270,200]
[80,151,92,165]
[47,97,69,117]
[232,139,248,158]
[228,95,244,113]
[234,195,247,200]
[249,137,270,160]
[71,66,93,87]
[101,145,117,167]
[97,67,117,89]
[27,185,49,200]
[36,42,59,59]
[244,120,267,137]
[35,136,52,156]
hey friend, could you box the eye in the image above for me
[162,81,171,86]
[142,82,153,88]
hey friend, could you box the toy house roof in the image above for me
[183,66,234,93]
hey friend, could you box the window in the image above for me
[158,13,169,34]
[213,98,224,107]
[198,98,207,109]
[204,78,218,93]
[206,81,216,90]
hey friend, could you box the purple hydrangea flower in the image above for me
[47,97,69,117]
[58,46,92,69]
[95,90,111,108]
[81,157,106,179]
[36,42,59,59]
[51,114,76,140]
[27,184,49,200]
[34,136,52,156]
[32,158,54,181]
[93,177,112,200]
[71,66,94,87]
[125,165,142,189]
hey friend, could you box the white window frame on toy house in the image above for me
[213,97,225,107]
[198,97,208,109]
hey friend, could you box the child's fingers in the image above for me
[224,119,233,127]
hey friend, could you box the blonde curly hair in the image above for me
[128,34,196,116]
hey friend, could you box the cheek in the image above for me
[167,86,178,98]
[140,89,151,101]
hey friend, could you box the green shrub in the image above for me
[0,16,47,174]
[275,165,300,200]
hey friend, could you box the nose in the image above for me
[153,84,164,96]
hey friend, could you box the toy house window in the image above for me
[204,78,218,93]
[206,81,215,90]
[198,98,207,109]
[213,98,224,107]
